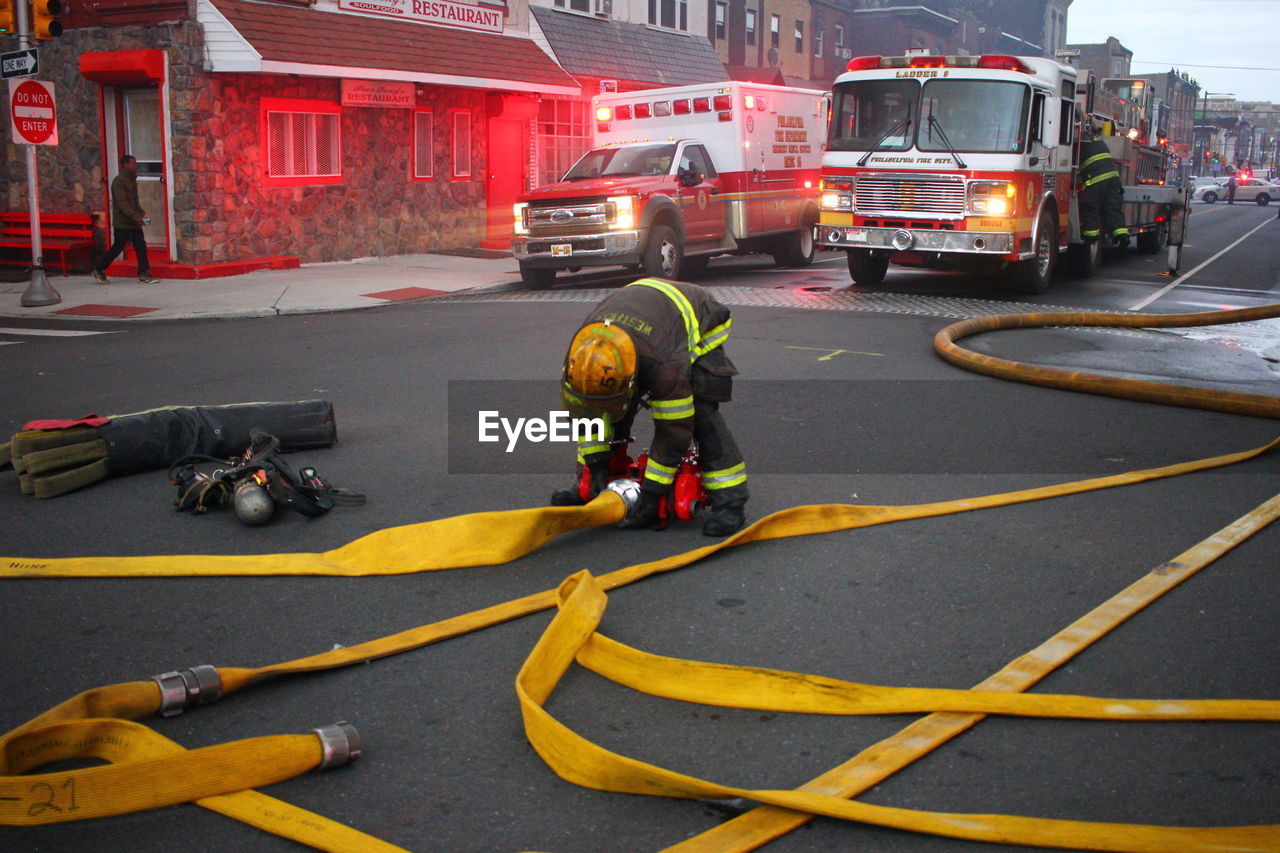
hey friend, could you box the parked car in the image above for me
[1193,177,1278,205]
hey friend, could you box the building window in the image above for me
[261,97,341,186]
[746,8,757,45]
[452,111,471,179]
[715,2,726,39]
[569,0,589,11]
[770,13,779,48]
[813,16,823,57]
[834,23,844,50]
[412,110,433,181]
[649,0,687,29]
[537,97,590,187]
[794,19,803,54]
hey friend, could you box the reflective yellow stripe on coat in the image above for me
[627,279,732,362]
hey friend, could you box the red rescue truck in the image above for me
[512,82,826,288]
[816,54,1189,293]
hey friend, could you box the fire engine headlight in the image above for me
[821,191,852,211]
[967,182,1015,216]
[608,195,635,230]
[513,202,529,236]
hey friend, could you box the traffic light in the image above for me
[31,0,65,39]
[1,0,15,35]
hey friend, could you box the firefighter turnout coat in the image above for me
[1077,135,1128,240]
[576,279,748,507]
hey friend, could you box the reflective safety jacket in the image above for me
[575,278,736,480]
[1078,136,1120,189]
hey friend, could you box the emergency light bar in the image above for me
[846,54,1032,74]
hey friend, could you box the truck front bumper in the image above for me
[512,230,643,266]
[818,224,1015,256]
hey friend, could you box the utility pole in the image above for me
[14,0,60,307]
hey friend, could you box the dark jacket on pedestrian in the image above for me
[110,171,145,229]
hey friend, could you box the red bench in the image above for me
[0,212,97,276]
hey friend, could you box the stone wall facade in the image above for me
[4,20,494,266]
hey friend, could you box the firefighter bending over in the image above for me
[553,278,748,537]
[1077,121,1129,244]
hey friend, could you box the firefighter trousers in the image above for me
[692,399,749,510]
[1079,178,1126,239]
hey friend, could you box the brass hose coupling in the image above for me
[152,665,223,717]
[313,721,362,769]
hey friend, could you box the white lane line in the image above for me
[0,341,21,346]
[1129,216,1278,311]
[0,327,121,337]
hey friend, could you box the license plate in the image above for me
[847,228,868,243]
[551,243,573,257]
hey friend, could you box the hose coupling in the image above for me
[604,477,643,519]
[313,721,362,769]
[153,665,223,718]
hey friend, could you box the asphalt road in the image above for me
[1,215,1278,852]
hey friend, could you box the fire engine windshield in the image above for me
[828,80,916,151]
[918,80,1030,153]
[562,144,677,180]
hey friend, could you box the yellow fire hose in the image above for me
[2,306,1279,850]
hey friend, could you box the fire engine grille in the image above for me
[854,173,966,218]
[526,200,612,236]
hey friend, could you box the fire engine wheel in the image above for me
[1137,223,1167,255]
[519,264,556,290]
[642,225,682,279]
[846,249,889,286]
[1009,216,1056,294]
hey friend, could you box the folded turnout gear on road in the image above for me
[0,400,338,498]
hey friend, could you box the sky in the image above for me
[1066,0,1280,103]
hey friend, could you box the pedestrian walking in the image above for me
[93,155,159,284]
[553,278,748,536]
[1226,172,1238,205]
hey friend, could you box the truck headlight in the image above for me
[607,195,635,230]
[967,181,1015,216]
[820,177,853,212]
[513,202,529,236]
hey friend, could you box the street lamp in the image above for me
[1198,92,1234,174]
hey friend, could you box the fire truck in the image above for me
[816,54,1189,293]
[512,82,826,289]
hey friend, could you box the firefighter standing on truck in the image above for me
[553,278,748,537]
[1077,121,1129,244]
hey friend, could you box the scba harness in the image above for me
[171,429,365,524]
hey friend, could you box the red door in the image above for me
[677,143,726,244]
[483,96,537,249]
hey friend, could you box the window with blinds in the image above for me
[413,110,433,180]
[261,99,342,186]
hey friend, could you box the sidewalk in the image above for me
[0,252,523,322]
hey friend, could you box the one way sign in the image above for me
[2,49,40,80]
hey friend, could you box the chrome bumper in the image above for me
[512,230,643,262]
[817,224,1015,255]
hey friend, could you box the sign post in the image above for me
[8,1,58,307]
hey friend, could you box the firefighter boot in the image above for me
[615,489,661,529]
[550,465,609,506]
[702,498,746,537]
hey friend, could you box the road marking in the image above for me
[786,345,884,360]
[1129,215,1279,311]
[0,327,120,337]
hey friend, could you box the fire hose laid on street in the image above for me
[1,305,1279,852]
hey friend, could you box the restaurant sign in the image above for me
[338,0,504,34]
[342,79,415,108]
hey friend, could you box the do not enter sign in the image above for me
[9,79,57,146]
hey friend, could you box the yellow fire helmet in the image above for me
[562,319,637,421]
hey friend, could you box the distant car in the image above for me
[1193,177,1278,205]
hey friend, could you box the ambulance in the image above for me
[512,82,826,288]
[816,54,1188,293]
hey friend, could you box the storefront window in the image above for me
[413,110,433,180]
[537,97,589,186]
[261,97,341,186]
